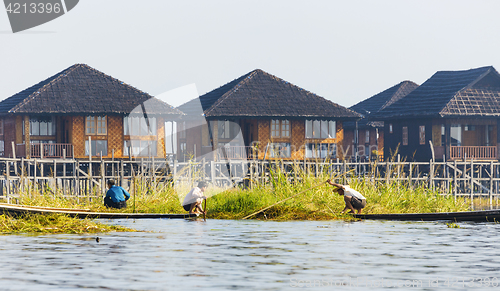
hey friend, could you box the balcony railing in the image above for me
[450,146,497,160]
[27,143,74,158]
[216,146,256,160]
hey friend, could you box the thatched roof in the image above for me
[345,80,418,129]
[178,69,360,120]
[376,66,500,119]
[0,64,182,116]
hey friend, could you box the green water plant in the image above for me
[0,213,135,234]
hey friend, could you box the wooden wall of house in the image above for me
[441,118,496,145]
[342,128,355,157]
[240,119,258,147]
[335,121,344,159]
[386,118,500,162]
[257,119,344,160]
[2,116,15,157]
[257,119,271,159]
[378,130,384,155]
[179,118,346,161]
[187,121,202,158]
[72,115,165,159]
[72,116,85,158]
[290,120,306,160]
[177,120,213,160]
[384,119,433,162]
[157,117,166,158]
[359,128,379,157]
[0,116,25,157]
[341,127,383,159]
[108,116,123,158]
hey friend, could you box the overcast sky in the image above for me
[1,0,500,108]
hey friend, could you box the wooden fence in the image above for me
[0,157,499,206]
[171,158,500,206]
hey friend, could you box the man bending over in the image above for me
[104,179,130,209]
[327,180,367,214]
[182,182,208,215]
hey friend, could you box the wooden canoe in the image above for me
[354,209,500,222]
[0,204,197,219]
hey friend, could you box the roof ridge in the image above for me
[439,67,495,116]
[460,67,493,91]
[81,64,156,100]
[205,69,352,116]
[10,64,81,113]
[9,64,175,115]
[379,80,418,111]
[204,69,260,115]
[463,66,497,90]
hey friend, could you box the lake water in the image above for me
[1,219,499,290]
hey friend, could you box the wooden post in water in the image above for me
[453,160,457,200]
[429,159,434,190]
[120,160,124,186]
[140,158,144,191]
[445,160,449,197]
[34,159,37,193]
[397,154,401,182]
[87,160,92,201]
[20,157,25,194]
[490,160,494,208]
[386,161,390,185]
[53,159,57,196]
[76,160,80,197]
[133,166,136,213]
[101,159,105,199]
[250,160,254,189]
[12,142,17,176]
[470,159,474,208]
[409,162,413,188]
[6,161,10,202]
[63,157,67,197]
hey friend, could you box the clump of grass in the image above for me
[446,222,460,228]
[352,179,469,214]
[0,213,135,234]
[207,162,470,220]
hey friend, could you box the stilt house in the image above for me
[177,69,360,161]
[379,66,500,161]
[343,81,418,161]
[0,64,182,159]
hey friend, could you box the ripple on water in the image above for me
[0,219,500,290]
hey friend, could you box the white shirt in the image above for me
[342,186,366,200]
[182,187,205,206]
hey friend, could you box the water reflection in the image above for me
[0,219,499,290]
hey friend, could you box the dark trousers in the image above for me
[104,196,127,209]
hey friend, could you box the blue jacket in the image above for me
[106,185,131,203]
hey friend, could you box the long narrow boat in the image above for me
[0,204,197,219]
[354,209,500,222]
